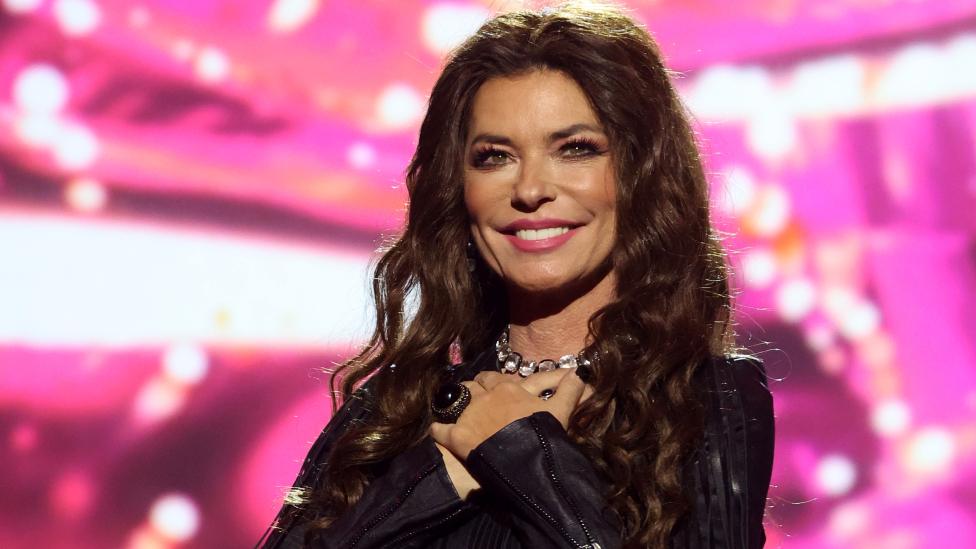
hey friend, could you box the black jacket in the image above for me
[257,349,775,548]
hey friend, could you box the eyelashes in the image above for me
[469,137,607,169]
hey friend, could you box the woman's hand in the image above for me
[430,368,589,462]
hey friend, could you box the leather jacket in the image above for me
[257,348,775,548]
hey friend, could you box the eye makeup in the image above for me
[468,135,608,169]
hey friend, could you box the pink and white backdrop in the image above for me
[1,0,974,547]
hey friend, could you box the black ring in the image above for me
[538,388,556,400]
[431,382,472,424]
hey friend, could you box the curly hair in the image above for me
[295,2,735,547]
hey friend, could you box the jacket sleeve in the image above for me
[671,355,776,549]
[257,384,375,549]
[311,436,469,548]
[259,382,470,549]
[465,411,622,549]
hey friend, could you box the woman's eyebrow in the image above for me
[468,123,605,147]
[548,123,603,141]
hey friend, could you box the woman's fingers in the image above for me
[518,367,574,394]
[461,379,488,395]
[473,370,513,392]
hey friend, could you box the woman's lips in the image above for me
[502,226,581,252]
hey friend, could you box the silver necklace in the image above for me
[495,326,595,378]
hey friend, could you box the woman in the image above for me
[258,2,775,548]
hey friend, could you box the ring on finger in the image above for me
[538,387,556,401]
[432,382,472,423]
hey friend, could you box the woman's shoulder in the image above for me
[676,353,775,547]
[696,353,773,415]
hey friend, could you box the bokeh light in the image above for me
[815,453,858,496]
[375,82,425,130]
[53,0,102,37]
[64,177,107,213]
[421,3,489,56]
[1,1,974,547]
[161,343,209,386]
[148,493,201,542]
[268,0,321,33]
[12,64,69,114]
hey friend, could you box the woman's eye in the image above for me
[472,148,509,168]
[561,139,602,158]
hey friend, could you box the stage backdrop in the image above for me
[1,1,975,547]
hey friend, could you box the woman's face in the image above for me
[463,69,617,296]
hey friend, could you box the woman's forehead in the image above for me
[465,70,604,141]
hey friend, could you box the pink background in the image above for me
[1,1,975,547]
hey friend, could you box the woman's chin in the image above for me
[506,272,593,298]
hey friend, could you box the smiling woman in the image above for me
[464,70,618,302]
[258,2,774,548]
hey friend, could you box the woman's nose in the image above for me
[511,155,556,211]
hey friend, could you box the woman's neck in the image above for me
[506,269,616,361]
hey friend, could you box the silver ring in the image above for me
[538,388,556,401]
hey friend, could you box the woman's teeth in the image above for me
[515,227,570,241]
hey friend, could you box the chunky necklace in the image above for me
[495,326,595,378]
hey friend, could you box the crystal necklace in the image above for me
[495,326,595,378]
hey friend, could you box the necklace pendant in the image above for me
[558,354,577,368]
[536,359,557,372]
[502,351,521,374]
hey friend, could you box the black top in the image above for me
[258,348,775,548]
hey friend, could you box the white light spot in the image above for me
[162,342,208,385]
[838,300,880,340]
[376,83,424,130]
[746,105,797,160]
[12,64,69,114]
[52,121,99,170]
[347,142,377,169]
[815,454,857,496]
[741,249,777,288]
[688,64,774,121]
[822,285,857,319]
[787,54,866,117]
[872,399,911,437]
[65,177,107,213]
[804,322,835,351]
[268,0,320,33]
[746,185,791,237]
[421,3,489,56]
[53,0,102,37]
[133,377,186,423]
[828,501,870,540]
[944,34,976,100]
[13,113,61,147]
[776,278,817,322]
[719,166,757,216]
[3,0,44,14]
[195,46,230,83]
[149,493,200,542]
[875,42,948,108]
[904,426,955,476]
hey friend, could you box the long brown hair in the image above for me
[298,2,734,547]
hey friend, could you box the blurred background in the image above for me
[1,0,974,547]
